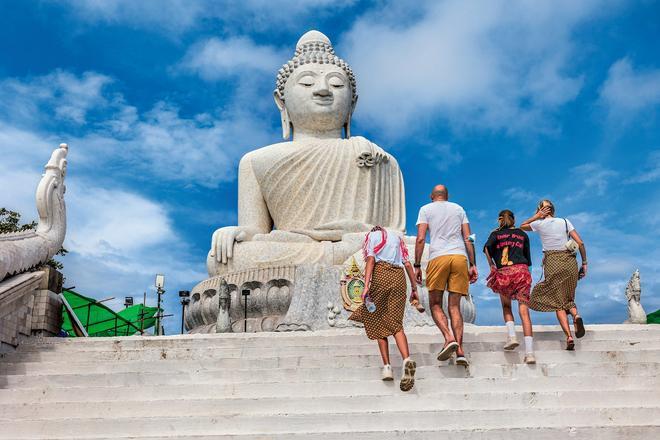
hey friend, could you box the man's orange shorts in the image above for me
[425,255,469,295]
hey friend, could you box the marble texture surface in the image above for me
[206,31,405,277]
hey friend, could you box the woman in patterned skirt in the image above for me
[484,210,536,364]
[349,226,420,392]
[521,200,588,350]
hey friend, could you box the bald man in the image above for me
[414,184,478,366]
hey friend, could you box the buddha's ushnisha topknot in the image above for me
[275,30,357,106]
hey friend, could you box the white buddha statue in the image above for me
[206,30,406,277]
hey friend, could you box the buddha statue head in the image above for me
[274,30,358,140]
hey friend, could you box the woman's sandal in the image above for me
[566,337,575,351]
[574,316,585,339]
[410,298,425,313]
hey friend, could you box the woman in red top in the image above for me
[483,210,536,364]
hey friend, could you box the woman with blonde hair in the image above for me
[484,210,536,364]
[349,226,421,391]
[521,200,588,350]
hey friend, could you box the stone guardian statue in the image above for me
[0,144,68,281]
[216,279,232,333]
[624,270,647,324]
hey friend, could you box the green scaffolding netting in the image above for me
[648,309,660,324]
[61,289,160,337]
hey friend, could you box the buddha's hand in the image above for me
[210,226,248,264]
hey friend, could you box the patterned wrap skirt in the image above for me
[349,261,406,340]
[486,264,532,303]
[529,250,579,312]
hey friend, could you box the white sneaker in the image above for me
[381,364,394,381]
[504,336,520,351]
[524,353,536,365]
[455,355,469,367]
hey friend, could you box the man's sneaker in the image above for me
[504,336,520,351]
[524,353,536,365]
[437,341,459,361]
[381,364,394,381]
[399,359,416,391]
[455,355,469,367]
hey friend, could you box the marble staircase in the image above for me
[1,325,659,439]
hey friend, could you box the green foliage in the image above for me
[0,208,37,233]
[0,207,67,271]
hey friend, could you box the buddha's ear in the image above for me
[273,91,285,112]
[344,95,358,139]
[273,91,291,140]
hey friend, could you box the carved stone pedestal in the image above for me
[0,267,63,351]
[184,261,476,334]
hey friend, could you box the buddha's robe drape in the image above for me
[246,136,406,237]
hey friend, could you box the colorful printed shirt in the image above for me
[483,228,532,269]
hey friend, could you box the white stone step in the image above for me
[4,363,658,390]
[2,360,659,385]
[2,373,658,405]
[1,407,658,439]
[43,426,660,440]
[3,389,660,421]
[7,339,660,362]
[2,325,658,438]
[2,351,659,377]
[15,325,660,352]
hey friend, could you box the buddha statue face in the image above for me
[281,64,353,137]
[274,30,358,140]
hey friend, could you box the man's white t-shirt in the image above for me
[416,201,469,260]
[365,229,406,267]
[530,217,575,251]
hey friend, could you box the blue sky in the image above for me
[1,0,658,334]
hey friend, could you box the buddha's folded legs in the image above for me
[206,233,367,277]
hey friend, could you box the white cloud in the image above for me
[502,187,542,204]
[55,0,356,34]
[625,150,660,184]
[424,144,462,171]
[65,183,174,257]
[0,128,174,258]
[570,163,618,196]
[0,68,265,332]
[599,58,660,120]
[0,70,276,188]
[0,127,205,334]
[53,0,204,32]
[179,37,286,81]
[341,0,609,137]
[114,101,273,187]
[0,70,112,126]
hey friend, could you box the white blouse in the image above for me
[365,229,407,267]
